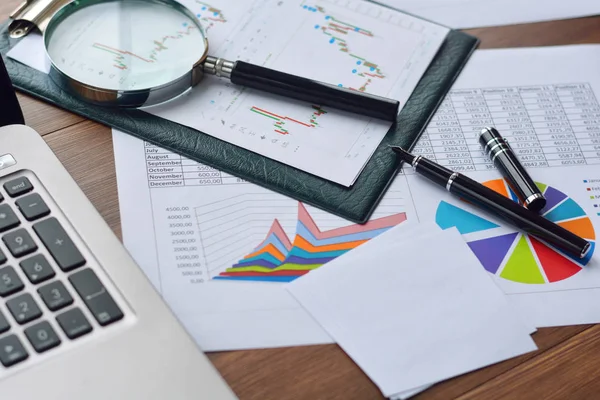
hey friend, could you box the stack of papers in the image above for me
[286,222,538,398]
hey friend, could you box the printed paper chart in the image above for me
[435,179,596,284]
[215,203,407,282]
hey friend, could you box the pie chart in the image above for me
[435,179,596,284]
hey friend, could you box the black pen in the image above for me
[392,146,591,259]
[479,127,547,213]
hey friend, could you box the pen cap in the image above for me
[479,127,547,213]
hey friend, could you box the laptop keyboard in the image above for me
[0,173,124,369]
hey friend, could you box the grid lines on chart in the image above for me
[412,83,600,172]
[192,188,408,278]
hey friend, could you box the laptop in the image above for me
[0,57,237,399]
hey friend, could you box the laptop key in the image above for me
[3,177,33,198]
[0,334,28,367]
[7,293,43,325]
[0,204,20,232]
[0,309,9,333]
[56,308,92,339]
[16,193,50,221]
[69,269,123,326]
[0,247,6,265]
[20,254,55,284]
[33,218,85,272]
[24,321,61,353]
[0,266,24,297]
[38,281,73,311]
[2,228,37,258]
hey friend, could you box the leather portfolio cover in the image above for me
[0,21,478,223]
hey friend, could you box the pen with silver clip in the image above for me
[392,146,591,259]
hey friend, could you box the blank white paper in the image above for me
[287,228,537,396]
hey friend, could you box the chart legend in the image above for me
[435,179,596,284]
[215,203,407,282]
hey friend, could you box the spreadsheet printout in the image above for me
[412,82,600,171]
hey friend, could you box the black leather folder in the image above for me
[0,20,478,223]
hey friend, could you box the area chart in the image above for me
[215,203,407,282]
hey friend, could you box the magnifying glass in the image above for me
[43,0,400,121]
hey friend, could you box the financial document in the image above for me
[7,0,448,186]
[380,0,600,28]
[113,129,416,350]
[113,45,600,353]
[145,0,448,186]
[407,45,600,328]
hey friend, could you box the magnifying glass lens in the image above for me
[46,1,206,92]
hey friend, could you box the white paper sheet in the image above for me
[6,34,50,74]
[112,129,418,351]
[407,45,600,328]
[6,0,448,186]
[287,227,537,396]
[379,0,600,29]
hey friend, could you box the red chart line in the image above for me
[252,106,313,128]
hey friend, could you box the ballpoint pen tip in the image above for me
[391,146,416,165]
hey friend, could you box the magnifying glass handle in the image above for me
[204,57,399,122]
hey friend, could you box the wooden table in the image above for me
[3,1,600,397]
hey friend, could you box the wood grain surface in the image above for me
[2,1,599,398]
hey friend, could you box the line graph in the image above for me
[149,24,196,61]
[92,43,154,70]
[93,23,196,70]
[194,1,227,32]
[250,105,327,135]
[302,4,386,92]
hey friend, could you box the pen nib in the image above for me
[391,146,416,165]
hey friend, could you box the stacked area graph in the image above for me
[435,179,596,284]
[215,203,407,282]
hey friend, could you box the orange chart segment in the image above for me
[484,178,510,198]
[557,217,596,241]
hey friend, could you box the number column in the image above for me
[526,85,585,166]
[427,97,474,171]
[558,83,600,165]
[451,89,495,170]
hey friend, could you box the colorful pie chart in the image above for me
[435,179,596,284]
